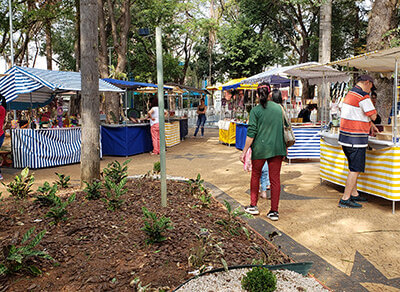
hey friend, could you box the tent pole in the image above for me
[394,58,398,146]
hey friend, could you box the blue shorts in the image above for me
[342,146,366,173]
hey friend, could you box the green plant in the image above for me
[130,273,150,292]
[101,177,127,211]
[55,172,71,188]
[3,167,35,199]
[241,267,277,292]
[198,192,212,208]
[35,183,58,207]
[188,173,205,195]
[216,200,253,236]
[0,227,53,276]
[103,159,131,185]
[46,193,76,224]
[141,207,174,244]
[153,161,161,174]
[83,180,102,200]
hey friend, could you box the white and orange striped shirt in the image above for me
[338,85,376,147]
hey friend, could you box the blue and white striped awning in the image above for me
[0,66,124,110]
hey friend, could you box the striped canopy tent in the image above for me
[0,66,123,110]
[207,78,257,91]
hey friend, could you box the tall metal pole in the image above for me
[8,0,14,67]
[156,27,167,207]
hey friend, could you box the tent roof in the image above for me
[102,78,157,89]
[207,78,257,91]
[242,62,350,85]
[326,47,400,73]
[0,66,123,110]
[165,82,210,95]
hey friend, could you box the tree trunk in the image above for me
[80,0,100,185]
[74,0,81,71]
[318,0,332,123]
[367,0,399,123]
[45,22,52,70]
[97,0,108,78]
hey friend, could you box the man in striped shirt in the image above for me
[338,75,377,208]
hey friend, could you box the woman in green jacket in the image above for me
[239,83,286,221]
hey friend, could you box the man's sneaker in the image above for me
[350,195,368,202]
[244,205,259,215]
[0,174,3,180]
[267,210,279,221]
[338,198,362,208]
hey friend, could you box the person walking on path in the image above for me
[338,75,377,208]
[239,83,286,220]
[147,97,167,155]
[0,94,6,180]
[194,98,207,137]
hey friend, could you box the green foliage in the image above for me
[0,227,53,276]
[153,161,161,174]
[188,173,205,196]
[83,180,102,200]
[35,183,59,207]
[101,177,127,211]
[241,267,277,292]
[3,168,35,200]
[216,200,253,236]
[103,159,131,185]
[141,207,174,244]
[45,193,76,225]
[55,172,71,189]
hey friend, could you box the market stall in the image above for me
[241,62,349,159]
[318,47,400,213]
[0,66,123,168]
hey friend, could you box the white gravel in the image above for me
[176,268,329,292]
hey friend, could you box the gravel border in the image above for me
[176,268,329,291]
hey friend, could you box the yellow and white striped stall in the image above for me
[320,139,400,213]
[165,122,180,147]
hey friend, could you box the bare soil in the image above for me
[0,177,290,291]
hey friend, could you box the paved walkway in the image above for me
[2,128,400,291]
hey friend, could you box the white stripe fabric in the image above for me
[12,128,82,169]
[340,103,370,122]
[287,127,320,159]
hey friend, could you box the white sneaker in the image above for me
[267,210,279,221]
[244,205,259,215]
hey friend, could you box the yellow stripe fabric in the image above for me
[165,122,180,147]
[320,140,400,200]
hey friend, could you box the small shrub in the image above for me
[103,159,131,185]
[102,177,127,211]
[55,172,71,188]
[241,267,277,292]
[46,193,76,224]
[216,200,253,236]
[188,173,205,196]
[35,183,58,207]
[83,180,102,200]
[153,161,161,174]
[0,227,53,276]
[141,207,174,244]
[3,167,35,199]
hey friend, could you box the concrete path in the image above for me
[2,128,400,291]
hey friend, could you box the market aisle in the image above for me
[1,128,400,291]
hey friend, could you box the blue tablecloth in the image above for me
[12,128,82,169]
[287,127,320,160]
[235,123,248,150]
[101,124,153,156]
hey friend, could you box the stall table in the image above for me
[218,120,236,146]
[287,125,321,162]
[101,124,152,156]
[320,135,399,213]
[170,117,188,140]
[12,128,82,169]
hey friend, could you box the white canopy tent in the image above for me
[242,62,350,85]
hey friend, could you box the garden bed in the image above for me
[0,175,291,291]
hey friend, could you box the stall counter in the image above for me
[101,123,152,156]
[218,120,236,145]
[320,134,400,213]
[287,125,321,162]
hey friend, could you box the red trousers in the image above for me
[151,123,160,154]
[250,156,283,211]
